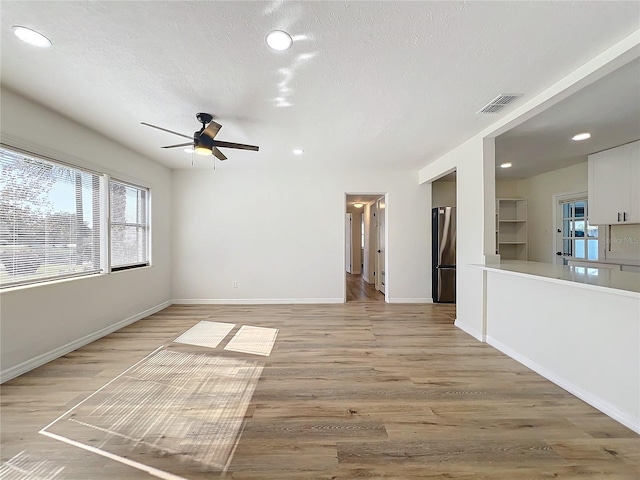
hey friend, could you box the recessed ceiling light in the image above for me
[12,26,52,48]
[183,147,194,153]
[293,149,304,155]
[266,30,293,51]
[500,162,512,169]
[572,132,591,141]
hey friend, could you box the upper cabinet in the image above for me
[588,140,640,225]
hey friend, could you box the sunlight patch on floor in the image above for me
[224,325,279,356]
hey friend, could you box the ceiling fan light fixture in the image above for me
[194,144,211,156]
[266,30,293,51]
[12,26,52,48]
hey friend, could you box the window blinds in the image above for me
[110,180,149,269]
[0,148,102,288]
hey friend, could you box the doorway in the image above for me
[345,193,386,302]
[553,192,600,266]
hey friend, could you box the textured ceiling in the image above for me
[1,1,639,172]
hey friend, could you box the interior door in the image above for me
[377,197,386,294]
[345,213,352,273]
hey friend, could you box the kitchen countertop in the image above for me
[577,257,640,267]
[472,261,640,298]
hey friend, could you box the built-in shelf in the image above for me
[496,198,528,260]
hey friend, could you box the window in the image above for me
[0,148,102,288]
[0,146,152,289]
[110,180,149,270]
[559,198,598,261]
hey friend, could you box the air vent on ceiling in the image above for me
[477,94,523,114]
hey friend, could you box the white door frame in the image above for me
[345,213,352,273]
[375,196,386,295]
[551,190,587,265]
[344,193,388,303]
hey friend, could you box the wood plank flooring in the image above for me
[1,303,638,479]
[346,273,384,302]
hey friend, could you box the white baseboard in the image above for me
[387,298,432,304]
[172,298,344,305]
[0,300,173,384]
[454,319,483,341]
[486,335,640,435]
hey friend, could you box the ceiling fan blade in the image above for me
[161,142,193,149]
[212,140,260,151]
[141,122,192,140]
[201,120,222,140]
[213,147,227,161]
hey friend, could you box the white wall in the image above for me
[499,160,640,265]
[432,179,518,209]
[419,137,496,339]
[432,180,456,207]
[495,180,519,198]
[485,270,640,433]
[609,224,640,259]
[0,88,173,381]
[516,161,588,263]
[418,32,639,340]
[172,169,431,303]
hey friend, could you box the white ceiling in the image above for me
[495,57,640,180]
[1,1,639,171]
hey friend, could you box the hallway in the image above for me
[346,272,385,302]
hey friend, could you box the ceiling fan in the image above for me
[141,112,259,161]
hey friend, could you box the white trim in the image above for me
[387,298,432,304]
[172,298,344,305]
[551,190,589,265]
[486,335,639,435]
[0,300,173,383]
[454,319,483,341]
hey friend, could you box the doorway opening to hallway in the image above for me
[345,193,387,303]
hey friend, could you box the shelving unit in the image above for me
[496,198,528,260]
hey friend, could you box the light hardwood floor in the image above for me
[1,303,638,479]
[346,273,384,302]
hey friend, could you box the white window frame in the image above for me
[0,144,152,290]
[109,178,151,271]
[552,191,599,265]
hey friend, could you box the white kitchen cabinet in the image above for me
[588,140,640,225]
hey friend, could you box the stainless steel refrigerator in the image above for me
[432,207,456,303]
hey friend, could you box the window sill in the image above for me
[0,265,154,293]
[0,271,104,294]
